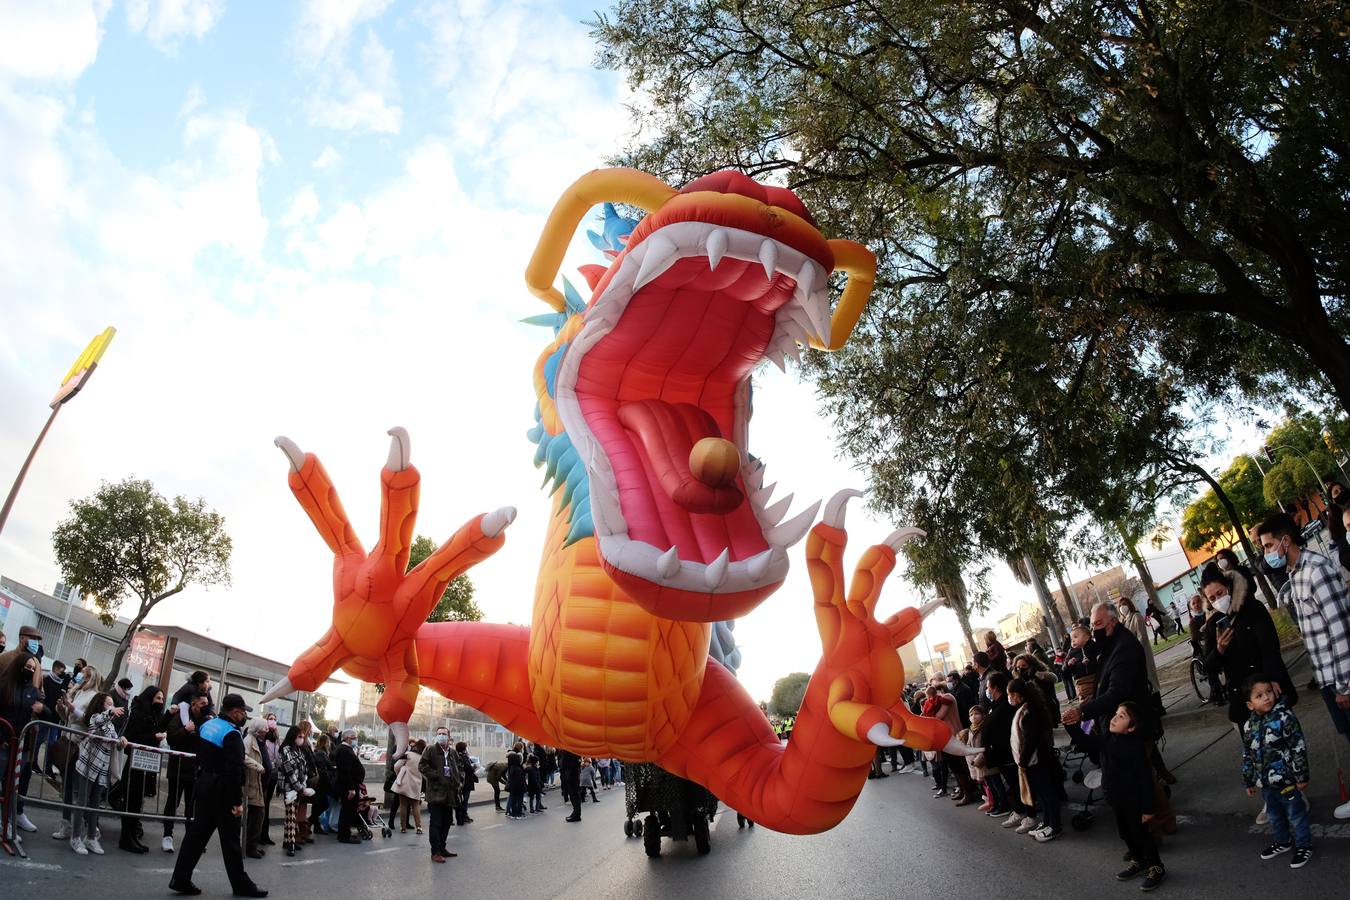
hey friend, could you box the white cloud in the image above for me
[125,0,225,52]
[281,184,320,227]
[312,145,341,169]
[293,0,392,64]
[0,1,111,84]
[304,31,401,134]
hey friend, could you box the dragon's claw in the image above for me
[821,488,864,529]
[482,506,518,539]
[866,722,904,747]
[275,436,305,473]
[386,426,411,472]
[882,526,925,552]
[260,675,293,704]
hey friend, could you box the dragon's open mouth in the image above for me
[554,214,834,621]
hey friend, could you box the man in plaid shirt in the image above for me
[1257,512,1350,820]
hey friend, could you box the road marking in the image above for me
[365,846,401,854]
[481,823,503,830]
[280,857,329,867]
[0,858,63,871]
[1249,822,1350,839]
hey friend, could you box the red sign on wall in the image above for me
[125,630,167,689]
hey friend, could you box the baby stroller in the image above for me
[354,784,388,839]
[621,762,718,857]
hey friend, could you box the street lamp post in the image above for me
[0,327,116,538]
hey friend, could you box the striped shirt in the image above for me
[1279,548,1350,695]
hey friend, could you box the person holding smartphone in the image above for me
[1200,562,1296,732]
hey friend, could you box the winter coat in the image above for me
[334,741,365,793]
[980,697,1014,768]
[393,750,425,800]
[1242,698,1310,790]
[279,745,309,797]
[75,709,119,786]
[457,748,478,793]
[1102,730,1154,813]
[506,751,527,792]
[960,724,988,780]
[577,762,595,789]
[243,734,266,806]
[313,748,335,797]
[526,764,542,793]
[1119,604,1159,690]
[1207,579,1297,724]
[1011,702,1055,769]
[0,680,42,735]
[418,742,463,805]
[1078,625,1156,739]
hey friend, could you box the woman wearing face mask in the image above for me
[0,651,45,834]
[52,664,102,840]
[1199,562,1296,729]
[115,685,167,853]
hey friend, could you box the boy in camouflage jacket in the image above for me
[1241,674,1313,868]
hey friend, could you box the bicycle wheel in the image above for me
[1189,657,1211,703]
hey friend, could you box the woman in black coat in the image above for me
[115,685,166,853]
[1199,562,1295,727]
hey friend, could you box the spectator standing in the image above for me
[418,726,461,863]
[116,685,167,853]
[1104,702,1165,891]
[71,690,125,856]
[981,672,1015,818]
[1200,562,1297,728]
[334,729,365,844]
[506,745,527,817]
[1257,512,1350,820]
[161,692,210,852]
[455,740,478,825]
[1008,677,1061,842]
[242,719,269,858]
[0,651,44,835]
[277,726,314,857]
[558,749,582,822]
[311,732,339,834]
[1117,598,1160,693]
[526,754,545,812]
[393,739,426,834]
[984,631,1009,672]
[1241,675,1313,868]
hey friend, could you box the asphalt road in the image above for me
[5,750,1348,900]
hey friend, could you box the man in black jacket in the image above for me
[169,693,267,897]
[1065,603,1155,738]
[981,672,1016,817]
[557,749,582,822]
[945,671,976,728]
[334,730,366,844]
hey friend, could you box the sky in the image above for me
[0,1,1202,706]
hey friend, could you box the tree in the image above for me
[768,672,810,717]
[407,534,483,622]
[52,477,231,686]
[594,0,1350,413]
[1180,454,1271,550]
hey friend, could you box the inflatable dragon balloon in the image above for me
[264,169,964,834]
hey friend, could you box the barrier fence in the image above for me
[3,718,197,860]
[0,716,18,857]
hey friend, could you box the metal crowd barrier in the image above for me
[0,716,19,857]
[6,718,198,860]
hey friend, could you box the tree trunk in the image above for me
[1178,459,1278,608]
[937,575,978,660]
[1023,554,1065,643]
[105,605,153,689]
[1115,521,1163,610]
[1051,560,1082,623]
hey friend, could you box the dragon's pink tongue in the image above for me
[617,399,743,514]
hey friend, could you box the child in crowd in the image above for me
[1104,702,1165,891]
[1241,674,1313,868]
[526,754,545,813]
[505,746,527,820]
[960,705,992,812]
[71,691,126,856]
[579,757,599,802]
[1007,678,1061,842]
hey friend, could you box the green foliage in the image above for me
[1180,454,1271,550]
[406,534,483,622]
[52,477,231,682]
[768,672,810,717]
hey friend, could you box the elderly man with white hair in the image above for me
[334,729,366,844]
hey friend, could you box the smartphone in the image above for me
[1212,614,1231,633]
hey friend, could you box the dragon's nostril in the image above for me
[689,437,740,488]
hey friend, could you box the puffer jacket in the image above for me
[1242,697,1309,789]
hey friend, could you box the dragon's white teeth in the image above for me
[782,305,815,345]
[761,492,794,525]
[766,499,820,548]
[780,336,801,366]
[705,548,730,589]
[797,262,830,341]
[794,260,816,304]
[634,233,678,291]
[883,526,926,552]
[744,465,764,493]
[706,228,728,272]
[822,488,865,529]
[752,483,777,507]
[746,548,775,581]
[658,545,681,580]
[758,239,778,281]
[766,349,787,373]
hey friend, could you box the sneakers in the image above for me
[1140,866,1166,891]
[85,837,105,855]
[1255,807,1269,825]
[1001,812,1027,829]
[16,812,37,833]
[1015,818,1041,834]
[977,800,993,812]
[52,820,71,840]
[1116,861,1144,881]
[1335,798,1350,820]
[897,764,915,774]
[1032,826,1062,842]
[1289,848,1313,869]
[1259,841,1292,860]
[71,836,88,855]
[163,835,175,853]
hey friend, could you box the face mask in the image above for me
[1093,627,1109,644]
[435,734,449,745]
[1264,547,1286,569]
[1217,558,1231,571]
[73,673,84,685]
[1211,594,1231,614]
[25,639,42,656]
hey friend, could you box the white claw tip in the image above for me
[866,722,904,747]
[942,736,979,757]
[386,426,411,472]
[822,488,865,529]
[883,526,927,552]
[918,598,946,620]
[390,722,410,759]
[260,676,294,704]
[482,506,517,538]
[274,437,304,473]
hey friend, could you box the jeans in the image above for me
[507,788,525,817]
[427,801,451,855]
[321,793,341,829]
[72,770,104,840]
[1027,763,1061,831]
[1263,785,1312,849]
[1322,686,1350,739]
[529,790,543,812]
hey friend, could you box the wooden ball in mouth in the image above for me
[690,437,741,487]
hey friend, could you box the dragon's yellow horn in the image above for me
[525,168,679,312]
[813,239,877,351]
